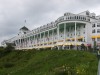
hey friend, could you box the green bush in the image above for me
[3,62,14,68]
[4,44,15,53]
[55,71,68,75]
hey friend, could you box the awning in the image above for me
[66,38,70,41]
[77,36,84,39]
[97,35,100,38]
[91,35,100,38]
[91,35,96,38]
[71,38,75,40]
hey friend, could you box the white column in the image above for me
[17,40,18,49]
[17,40,19,49]
[21,39,23,48]
[48,31,49,45]
[52,29,54,45]
[25,38,26,48]
[26,37,28,48]
[40,33,41,46]
[23,39,25,48]
[19,39,21,49]
[36,35,38,48]
[57,24,60,50]
[33,35,36,47]
[63,23,66,50]
[43,32,45,46]
[64,23,66,43]
[14,40,16,48]
[75,22,77,50]
[85,24,88,42]
[57,24,59,42]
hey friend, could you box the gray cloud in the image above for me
[0,0,100,44]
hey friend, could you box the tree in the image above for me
[4,43,15,53]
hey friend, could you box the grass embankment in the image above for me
[0,49,98,75]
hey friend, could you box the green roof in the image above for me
[20,26,29,30]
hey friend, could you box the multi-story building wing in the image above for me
[1,10,100,50]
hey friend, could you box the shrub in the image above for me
[3,62,14,68]
[55,71,68,75]
[4,44,15,53]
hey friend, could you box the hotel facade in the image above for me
[1,10,100,50]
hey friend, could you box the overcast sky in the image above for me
[0,0,100,44]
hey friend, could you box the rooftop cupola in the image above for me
[18,26,30,35]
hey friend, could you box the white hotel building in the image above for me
[1,10,100,50]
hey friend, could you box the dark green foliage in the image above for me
[4,44,15,53]
[55,71,68,75]
[3,62,14,68]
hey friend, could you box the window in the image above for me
[83,17,84,20]
[83,25,85,28]
[92,24,95,27]
[68,17,69,19]
[97,23,100,27]
[79,32,80,35]
[77,16,78,19]
[79,16,80,19]
[97,25,100,27]
[97,38,100,41]
[70,17,71,19]
[85,18,86,20]
[97,29,100,33]
[88,19,90,21]
[67,29,69,32]
[68,34,69,37]
[83,31,85,34]
[92,29,95,33]
[66,17,68,20]
[24,32,26,34]
[84,37,85,42]
[79,26,80,28]
[86,11,89,15]
[75,16,76,19]
[71,34,72,36]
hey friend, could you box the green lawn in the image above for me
[0,49,98,75]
